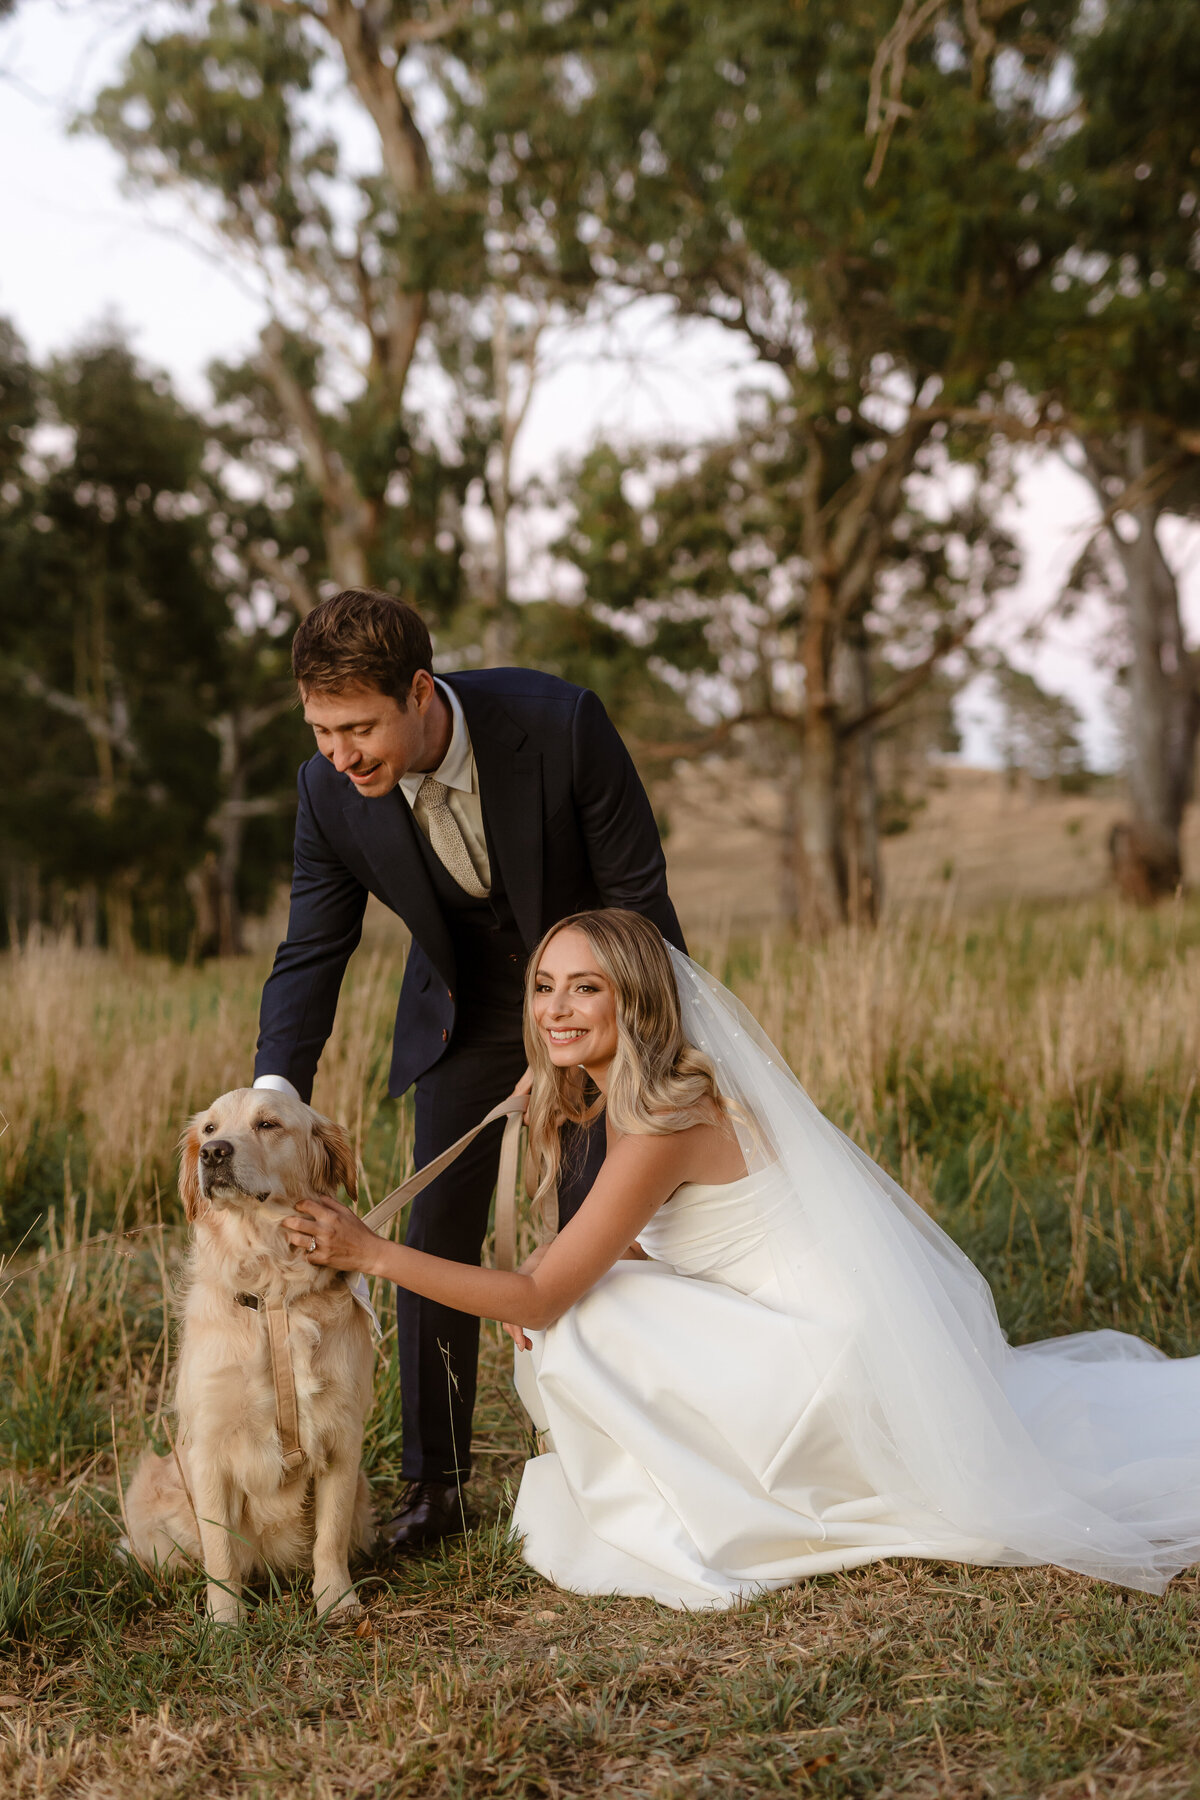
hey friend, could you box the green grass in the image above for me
[3,900,1200,1795]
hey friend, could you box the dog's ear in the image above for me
[309,1114,358,1202]
[178,1119,207,1223]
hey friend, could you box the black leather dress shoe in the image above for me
[379,1480,471,1556]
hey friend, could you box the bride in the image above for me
[288,908,1200,1609]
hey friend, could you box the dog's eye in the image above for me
[201,1122,216,1135]
[255,1119,280,1131]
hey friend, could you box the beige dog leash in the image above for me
[359,1089,528,1271]
[243,1089,529,1477]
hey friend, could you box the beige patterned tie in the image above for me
[420,777,489,897]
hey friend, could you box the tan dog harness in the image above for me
[239,1091,528,1476]
[234,1291,308,1477]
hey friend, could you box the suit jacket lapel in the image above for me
[450,679,544,950]
[340,786,455,984]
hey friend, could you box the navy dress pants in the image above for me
[397,1030,607,1484]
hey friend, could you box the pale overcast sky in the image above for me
[4,0,1197,771]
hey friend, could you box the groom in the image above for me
[253,588,685,1553]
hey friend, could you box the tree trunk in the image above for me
[105,871,136,958]
[186,855,222,961]
[214,801,245,958]
[793,567,847,933]
[796,707,846,934]
[778,749,803,929]
[1094,431,1199,901]
[482,291,544,668]
[839,619,884,925]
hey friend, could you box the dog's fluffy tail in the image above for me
[122,1450,202,1575]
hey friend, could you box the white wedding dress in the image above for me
[511,950,1200,1610]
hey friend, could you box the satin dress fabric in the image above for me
[510,1163,1200,1611]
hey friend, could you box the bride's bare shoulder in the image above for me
[680,1108,748,1184]
[610,1106,746,1188]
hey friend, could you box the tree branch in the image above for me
[625,709,791,762]
[393,0,473,47]
[838,624,971,740]
[14,667,141,762]
[247,539,319,619]
[259,320,372,587]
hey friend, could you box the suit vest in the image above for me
[409,819,528,1029]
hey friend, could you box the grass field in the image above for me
[3,897,1200,1797]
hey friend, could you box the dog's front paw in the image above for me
[315,1573,360,1620]
[206,1593,245,1627]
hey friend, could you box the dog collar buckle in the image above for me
[235,1291,261,1311]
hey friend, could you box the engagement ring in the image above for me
[308,1236,317,1254]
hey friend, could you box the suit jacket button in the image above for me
[441,1028,448,1042]
[447,988,453,1000]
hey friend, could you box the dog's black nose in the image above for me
[200,1138,234,1164]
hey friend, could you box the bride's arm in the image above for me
[283,1130,693,1328]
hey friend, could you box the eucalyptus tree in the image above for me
[1038,0,1200,897]
[0,326,299,953]
[871,0,1200,896]
[455,0,1071,928]
[546,407,1017,924]
[88,1,500,627]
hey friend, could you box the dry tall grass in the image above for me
[10,897,1198,1322]
[0,941,409,1242]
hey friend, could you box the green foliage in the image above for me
[89,4,328,253]
[0,330,220,936]
[0,320,303,952]
[459,0,1068,392]
[0,319,37,483]
[448,1,1070,918]
[1033,0,1200,446]
[86,0,493,617]
[545,400,1020,760]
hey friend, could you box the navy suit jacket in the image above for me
[255,669,685,1102]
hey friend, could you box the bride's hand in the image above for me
[504,1320,532,1351]
[284,1194,382,1275]
[503,1239,548,1351]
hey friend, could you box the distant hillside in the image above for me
[247,762,1199,955]
[660,761,1200,936]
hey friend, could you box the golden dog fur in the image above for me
[123,1088,375,1622]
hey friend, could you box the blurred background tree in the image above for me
[87,0,492,632]
[537,407,1017,925]
[447,0,1075,928]
[874,0,1200,896]
[1039,0,1200,899]
[0,323,300,954]
[992,663,1090,793]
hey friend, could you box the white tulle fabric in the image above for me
[511,948,1200,1609]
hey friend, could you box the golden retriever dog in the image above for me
[123,1088,375,1623]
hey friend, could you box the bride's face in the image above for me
[532,928,619,1079]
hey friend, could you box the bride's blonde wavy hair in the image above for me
[523,909,727,1213]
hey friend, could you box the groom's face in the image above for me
[302,677,436,798]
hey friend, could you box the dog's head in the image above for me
[179,1088,358,1223]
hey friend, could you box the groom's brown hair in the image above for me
[292,588,433,703]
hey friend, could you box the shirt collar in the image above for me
[398,678,474,803]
